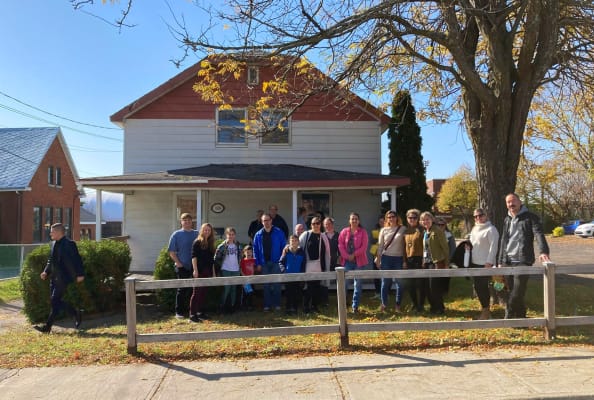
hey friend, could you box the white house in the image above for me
[81,55,409,272]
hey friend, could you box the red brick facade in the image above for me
[0,138,80,244]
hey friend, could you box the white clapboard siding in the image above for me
[125,191,172,271]
[123,119,382,174]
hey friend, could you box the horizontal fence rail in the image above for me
[125,263,594,353]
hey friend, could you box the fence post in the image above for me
[335,267,349,347]
[125,277,138,354]
[543,262,556,340]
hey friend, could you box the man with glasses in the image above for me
[498,193,550,319]
[253,213,287,311]
[468,208,499,319]
[299,217,331,313]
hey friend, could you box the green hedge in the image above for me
[153,247,177,312]
[20,240,131,323]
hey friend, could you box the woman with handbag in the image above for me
[376,210,406,313]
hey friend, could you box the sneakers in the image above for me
[263,307,271,312]
[175,313,185,319]
[379,304,386,312]
[33,324,51,333]
[189,314,203,323]
[394,304,402,313]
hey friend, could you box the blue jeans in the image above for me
[262,261,281,308]
[344,261,362,310]
[380,255,404,307]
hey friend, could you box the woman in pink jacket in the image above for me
[338,212,369,313]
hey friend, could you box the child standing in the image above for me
[240,245,257,311]
[214,227,242,313]
[279,234,306,314]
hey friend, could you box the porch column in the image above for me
[292,190,298,228]
[195,189,202,224]
[95,189,102,241]
[391,187,397,212]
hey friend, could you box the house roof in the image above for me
[80,164,410,191]
[0,127,79,191]
[110,55,391,128]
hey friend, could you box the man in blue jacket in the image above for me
[498,193,550,319]
[34,223,85,333]
[253,213,287,311]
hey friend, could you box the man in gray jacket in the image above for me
[498,193,550,318]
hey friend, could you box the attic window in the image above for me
[247,66,259,85]
[216,108,247,145]
[48,166,55,185]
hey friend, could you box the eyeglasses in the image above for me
[387,215,396,219]
[474,214,484,219]
[407,216,418,220]
[311,222,321,225]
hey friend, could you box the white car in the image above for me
[574,221,594,238]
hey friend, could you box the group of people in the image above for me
[167,193,551,322]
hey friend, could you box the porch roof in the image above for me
[79,164,410,191]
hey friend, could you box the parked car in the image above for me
[562,220,583,235]
[574,221,594,238]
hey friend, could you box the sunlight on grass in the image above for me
[1,274,593,368]
[0,278,21,303]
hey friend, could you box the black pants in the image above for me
[504,264,530,318]
[427,263,447,314]
[47,280,77,328]
[407,256,426,311]
[175,267,192,316]
[471,263,491,309]
[285,282,302,311]
[303,280,321,312]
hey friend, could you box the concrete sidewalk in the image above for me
[1,346,593,399]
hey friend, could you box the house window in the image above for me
[55,167,62,186]
[301,193,331,221]
[260,110,290,145]
[55,207,63,224]
[65,208,72,238]
[247,66,259,85]
[48,166,55,185]
[44,207,53,241]
[216,108,247,145]
[33,206,42,242]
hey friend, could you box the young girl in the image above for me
[189,223,216,323]
[214,227,242,314]
[240,245,257,311]
[279,234,306,314]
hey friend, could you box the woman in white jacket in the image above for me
[468,208,499,319]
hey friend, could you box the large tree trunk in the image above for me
[463,89,532,234]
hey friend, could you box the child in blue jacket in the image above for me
[279,234,306,314]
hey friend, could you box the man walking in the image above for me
[498,193,550,318]
[168,213,198,318]
[34,223,85,333]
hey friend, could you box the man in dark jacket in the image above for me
[34,223,85,333]
[498,193,550,318]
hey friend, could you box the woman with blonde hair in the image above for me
[376,210,406,312]
[189,223,216,322]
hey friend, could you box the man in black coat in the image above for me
[34,223,85,333]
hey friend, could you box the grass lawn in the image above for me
[0,278,20,303]
[1,275,593,369]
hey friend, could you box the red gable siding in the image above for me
[112,57,388,126]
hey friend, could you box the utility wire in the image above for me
[0,103,122,142]
[0,90,121,130]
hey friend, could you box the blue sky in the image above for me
[0,0,475,180]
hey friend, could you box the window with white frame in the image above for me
[260,110,290,145]
[216,108,247,145]
[247,66,259,85]
[55,167,62,186]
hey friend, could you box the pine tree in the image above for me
[388,91,433,219]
